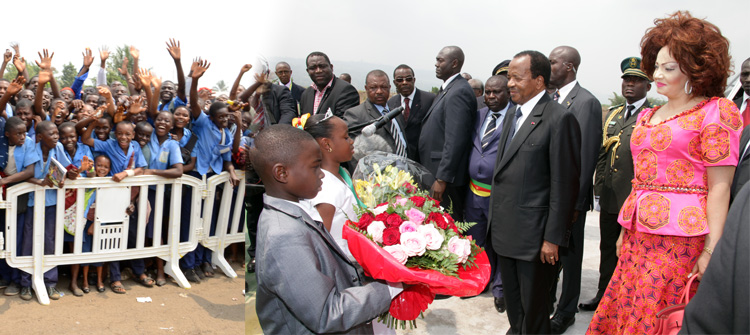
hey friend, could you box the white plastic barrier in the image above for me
[200,171,246,278]
[0,174,205,305]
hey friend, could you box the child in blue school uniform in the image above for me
[79,117,151,294]
[81,155,112,293]
[0,117,39,296]
[141,111,183,286]
[19,121,78,301]
[187,59,241,278]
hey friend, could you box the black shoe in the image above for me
[494,297,506,313]
[550,313,575,334]
[247,258,255,273]
[434,294,451,300]
[578,290,604,311]
[184,269,201,284]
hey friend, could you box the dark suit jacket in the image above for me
[289,81,304,103]
[732,94,745,111]
[488,93,581,261]
[343,100,406,148]
[594,101,650,214]
[255,196,390,334]
[299,77,360,118]
[731,126,750,202]
[261,84,297,125]
[560,82,602,212]
[387,89,436,163]
[680,183,750,335]
[418,76,476,185]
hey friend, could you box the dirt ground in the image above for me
[0,254,245,334]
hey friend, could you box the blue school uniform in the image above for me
[192,112,232,176]
[146,133,183,171]
[28,142,71,207]
[92,139,147,173]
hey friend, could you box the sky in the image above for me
[4,0,748,104]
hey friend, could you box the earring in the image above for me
[684,80,693,95]
[327,146,333,152]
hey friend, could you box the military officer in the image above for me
[580,57,652,311]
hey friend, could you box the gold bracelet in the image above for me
[703,247,713,255]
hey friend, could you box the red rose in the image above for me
[357,213,375,230]
[427,197,440,208]
[377,202,389,207]
[403,182,417,194]
[444,214,460,234]
[382,227,401,246]
[428,212,447,229]
[375,212,389,222]
[385,213,403,228]
[409,196,426,208]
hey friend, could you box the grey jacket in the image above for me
[255,195,390,334]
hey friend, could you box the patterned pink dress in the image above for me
[587,97,742,334]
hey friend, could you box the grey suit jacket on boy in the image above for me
[255,195,390,334]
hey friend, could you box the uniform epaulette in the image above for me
[608,103,624,111]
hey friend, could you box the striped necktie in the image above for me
[481,112,500,149]
[383,107,406,157]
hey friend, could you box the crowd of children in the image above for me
[0,41,249,301]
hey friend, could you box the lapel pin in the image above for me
[566,101,571,106]
[531,121,536,125]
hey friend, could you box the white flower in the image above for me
[372,204,389,216]
[400,231,427,257]
[418,224,444,250]
[367,221,386,243]
[447,236,472,264]
[383,245,408,265]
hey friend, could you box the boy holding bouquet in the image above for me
[251,125,394,334]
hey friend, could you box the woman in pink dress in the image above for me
[588,11,742,334]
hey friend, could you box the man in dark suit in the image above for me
[275,61,304,104]
[261,83,297,125]
[733,57,749,127]
[582,57,652,313]
[419,46,476,221]
[489,50,581,334]
[465,75,512,313]
[343,70,407,161]
[299,52,360,117]
[387,64,436,163]
[547,46,602,334]
[731,126,750,202]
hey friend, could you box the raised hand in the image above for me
[190,58,210,79]
[82,48,94,67]
[97,86,112,99]
[150,76,162,89]
[52,100,66,118]
[35,49,54,70]
[71,99,84,111]
[38,69,53,84]
[138,68,153,88]
[94,104,108,118]
[3,49,11,64]
[129,46,139,60]
[99,47,109,63]
[7,76,25,96]
[228,101,248,112]
[10,43,19,56]
[166,38,180,60]
[128,95,146,115]
[240,64,253,74]
[118,57,129,76]
[13,55,26,73]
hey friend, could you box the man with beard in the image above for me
[583,57,652,313]
[386,64,435,163]
[299,52,359,117]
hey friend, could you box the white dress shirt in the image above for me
[441,73,460,90]
[514,90,547,136]
[556,80,578,103]
[400,89,416,108]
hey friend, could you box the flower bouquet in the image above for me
[344,164,491,329]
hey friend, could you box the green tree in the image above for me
[93,44,132,88]
[607,92,626,107]
[431,86,439,94]
[3,62,42,81]
[213,80,228,94]
[57,62,77,88]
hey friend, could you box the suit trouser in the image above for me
[597,211,620,291]
[443,184,466,222]
[498,254,554,334]
[550,211,586,317]
[464,192,502,298]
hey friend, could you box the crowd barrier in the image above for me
[0,170,246,305]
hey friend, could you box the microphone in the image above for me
[362,106,405,137]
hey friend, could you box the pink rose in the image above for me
[399,221,419,234]
[367,221,386,243]
[384,245,408,265]
[447,236,472,264]
[400,231,427,257]
[404,208,426,225]
[394,196,408,206]
[418,224,444,250]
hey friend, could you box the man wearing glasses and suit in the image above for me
[387,64,436,163]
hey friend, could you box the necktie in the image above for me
[503,107,524,156]
[403,97,411,120]
[553,91,560,102]
[481,113,500,149]
[624,104,636,120]
[252,96,266,131]
[743,98,750,128]
[383,108,407,157]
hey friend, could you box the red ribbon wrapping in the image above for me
[343,225,491,321]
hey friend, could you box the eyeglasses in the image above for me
[394,77,414,83]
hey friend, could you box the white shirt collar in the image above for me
[557,79,578,103]
[441,73,460,90]
[282,81,292,88]
[516,90,547,128]
[266,194,323,222]
[627,96,648,111]
[400,89,416,107]
[742,92,750,111]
